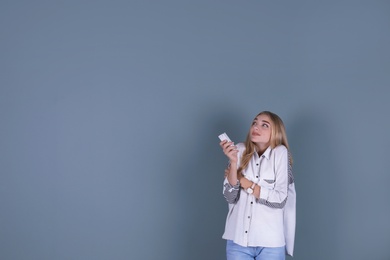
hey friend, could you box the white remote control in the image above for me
[218,132,232,142]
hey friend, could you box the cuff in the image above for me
[225,179,240,190]
[259,185,270,200]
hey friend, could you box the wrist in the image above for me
[253,184,261,198]
[229,161,237,167]
[237,172,243,182]
[240,177,252,190]
[246,181,256,195]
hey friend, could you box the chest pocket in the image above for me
[259,163,276,188]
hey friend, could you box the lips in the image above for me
[252,132,260,136]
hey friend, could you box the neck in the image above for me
[256,144,268,156]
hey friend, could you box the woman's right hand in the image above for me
[219,140,238,163]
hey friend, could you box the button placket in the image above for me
[256,155,265,181]
[243,196,255,243]
[255,158,260,180]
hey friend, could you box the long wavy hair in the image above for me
[237,111,292,175]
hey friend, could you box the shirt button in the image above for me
[262,155,265,158]
[256,176,259,178]
[245,231,248,233]
[251,202,253,204]
[248,216,250,218]
[256,163,259,166]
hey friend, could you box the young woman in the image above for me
[220,111,296,260]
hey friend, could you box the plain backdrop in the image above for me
[1,1,390,259]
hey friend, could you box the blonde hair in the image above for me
[237,111,292,175]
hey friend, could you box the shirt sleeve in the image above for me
[221,143,245,204]
[257,146,288,209]
[223,178,240,204]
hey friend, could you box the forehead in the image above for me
[254,114,271,122]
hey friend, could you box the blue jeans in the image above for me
[226,240,285,260]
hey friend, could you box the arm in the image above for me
[238,175,261,198]
[219,140,239,185]
[220,140,240,203]
[222,162,241,203]
[223,178,240,204]
[256,147,289,208]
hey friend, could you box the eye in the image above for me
[262,123,269,128]
[252,121,257,126]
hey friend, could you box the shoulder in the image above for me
[272,145,287,156]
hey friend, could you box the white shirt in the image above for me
[222,143,296,256]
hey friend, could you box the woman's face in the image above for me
[250,114,272,149]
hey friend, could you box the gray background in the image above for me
[1,1,389,259]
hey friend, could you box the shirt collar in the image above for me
[254,146,271,159]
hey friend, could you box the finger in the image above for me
[226,151,238,162]
[226,144,237,154]
[219,140,228,148]
[223,145,231,154]
[222,141,231,150]
[223,142,235,152]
